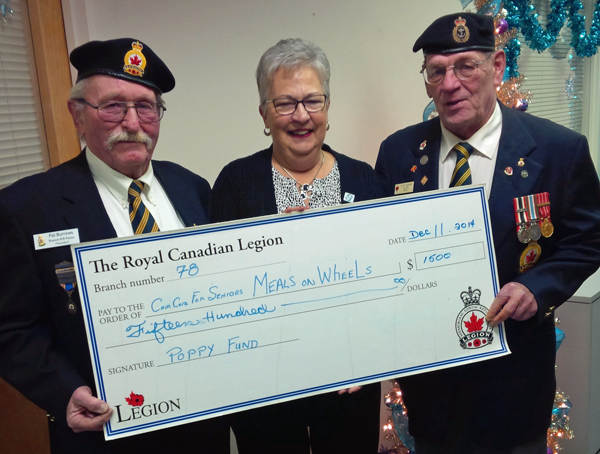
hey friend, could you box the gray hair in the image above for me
[256,38,330,105]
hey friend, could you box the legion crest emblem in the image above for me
[455,286,493,349]
[452,16,470,43]
[123,41,146,77]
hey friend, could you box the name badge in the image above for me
[395,182,414,195]
[34,228,80,250]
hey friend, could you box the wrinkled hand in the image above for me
[485,281,538,327]
[337,386,362,395]
[283,206,309,214]
[67,386,112,433]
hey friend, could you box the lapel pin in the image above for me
[518,158,525,167]
[410,165,417,173]
[419,140,427,150]
[343,192,355,203]
[421,176,428,186]
[504,167,513,176]
[521,170,529,178]
[420,155,429,165]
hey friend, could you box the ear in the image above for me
[259,105,269,127]
[67,100,85,137]
[425,81,434,99]
[492,50,507,87]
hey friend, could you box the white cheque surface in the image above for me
[72,185,509,440]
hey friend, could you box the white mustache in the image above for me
[106,131,153,150]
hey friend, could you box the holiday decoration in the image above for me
[475,2,534,109]
[547,388,574,454]
[564,76,575,98]
[380,324,573,453]
[478,0,600,78]
[503,0,600,58]
[0,0,12,22]
[545,324,574,453]
[382,381,414,453]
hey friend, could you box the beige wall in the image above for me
[62,0,460,184]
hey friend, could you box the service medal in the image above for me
[528,223,542,242]
[513,197,531,243]
[55,261,77,314]
[535,192,554,238]
[517,225,531,244]
[541,220,554,238]
[525,195,541,241]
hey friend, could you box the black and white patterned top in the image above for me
[272,160,341,213]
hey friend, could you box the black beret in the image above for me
[413,13,495,55]
[70,38,175,93]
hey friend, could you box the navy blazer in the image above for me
[0,152,216,453]
[211,144,385,222]
[375,103,600,448]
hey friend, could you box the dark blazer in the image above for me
[212,144,385,222]
[375,103,600,448]
[0,152,228,453]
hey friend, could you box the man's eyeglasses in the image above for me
[77,99,166,123]
[264,94,328,115]
[420,53,493,85]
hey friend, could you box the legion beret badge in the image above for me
[124,41,146,78]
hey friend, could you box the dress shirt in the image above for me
[439,101,503,198]
[86,149,184,237]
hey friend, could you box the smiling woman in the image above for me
[211,37,386,454]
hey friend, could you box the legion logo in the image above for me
[115,391,182,423]
[455,286,494,349]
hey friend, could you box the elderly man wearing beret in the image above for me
[0,39,229,453]
[376,13,600,454]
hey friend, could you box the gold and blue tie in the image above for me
[450,142,473,187]
[128,180,159,235]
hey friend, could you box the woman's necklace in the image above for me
[276,151,325,203]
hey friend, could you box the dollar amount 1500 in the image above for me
[423,252,451,264]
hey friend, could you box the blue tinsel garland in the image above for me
[488,0,600,78]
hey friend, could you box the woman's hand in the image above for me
[283,206,309,213]
[337,386,362,394]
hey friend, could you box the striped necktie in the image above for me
[128,180,159,234]
[450,142,473,187]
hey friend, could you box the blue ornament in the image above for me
[551,397,572,418]
[555,327,565,351]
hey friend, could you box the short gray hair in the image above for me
[256,38,330,105]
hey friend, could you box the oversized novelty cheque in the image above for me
[71,184,510,440]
